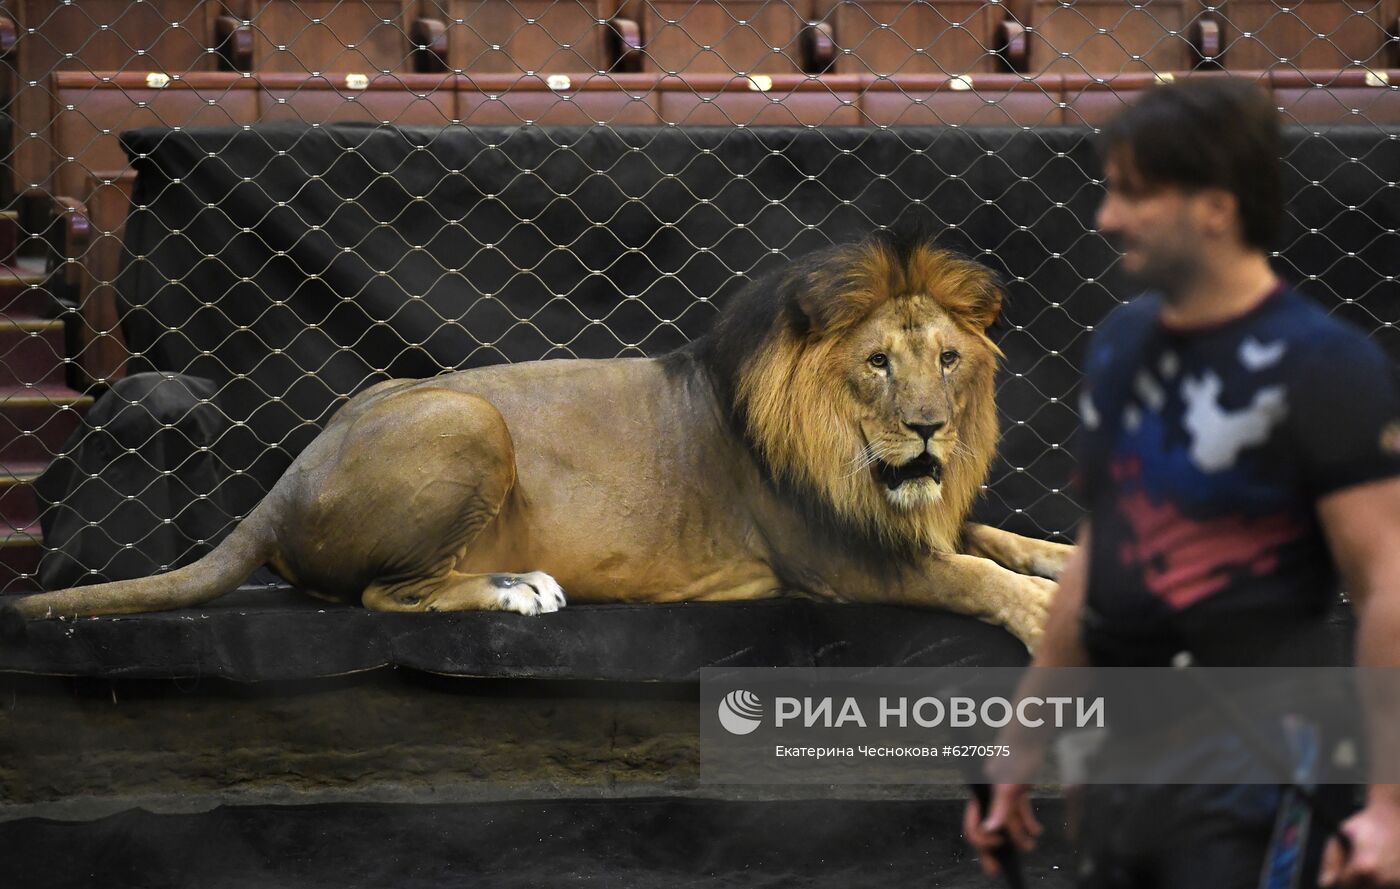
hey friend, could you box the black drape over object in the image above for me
[34,373,241,589]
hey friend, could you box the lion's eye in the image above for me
[940,350,960,369]
[868,352,888,369]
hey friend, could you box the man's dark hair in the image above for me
[1100,77,1283,250]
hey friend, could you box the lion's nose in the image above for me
[904,420,945,441]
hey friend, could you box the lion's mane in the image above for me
[688,231,1003,560]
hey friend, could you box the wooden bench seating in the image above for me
[453,72,665,124]
[37,65,1400,387]
[15,1,1396,199]
[632,0,822,75]
[42,66,1400,201]
[857,72,1063,126]
[1057,69,1257,125]
[1210,0,1400,71]
[654,71,861,124]
[217,0,425,75]
[414,0,641,74]
[1007,0,1398,75]
[1271,67,1400,125]
[1013,0,1211,74]
[820,0,1024,76]
[40,64,1400,188]
[255,72,458,124]
[1058,68,1399,126]
[8,0,225,195]
[47,73,258,203]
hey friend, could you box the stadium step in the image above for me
[0,518,42,592]
[0,460,47,531]
[0,388,92,594]
[0,208,86,592]
[0,209,19,262]
[0,387,91,463]
[0,318,67,387]
[0,256,61,320]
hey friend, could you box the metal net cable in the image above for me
[0,0,1396,591]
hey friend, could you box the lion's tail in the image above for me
[3,502,277,623]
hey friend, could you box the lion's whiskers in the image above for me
[842,451,882,480]
[843,441,897,479]
[944,439,974,464]
[845,435,973,483]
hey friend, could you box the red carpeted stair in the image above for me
[0,209,92,592]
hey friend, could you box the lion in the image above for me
[3,231,1070,648]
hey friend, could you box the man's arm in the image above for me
[1019,522,1092,670]
[963,522,1092,876]
[1316,477,1400,887]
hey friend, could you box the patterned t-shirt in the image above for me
[1075,284,1400,666]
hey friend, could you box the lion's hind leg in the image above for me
[363,570,565,615]
[962,523,1074,580]
[293,387,564,616]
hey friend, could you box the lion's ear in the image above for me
[791,283,870,336]
[936,260,1003,331]
[786,250,880,336]
[962,279,1003,330]
[905,246,1005,331]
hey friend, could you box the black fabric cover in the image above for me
[34,373,242,589]
[0,588,1353,680]
[114,124,1400,539]
[0,797,1073,889]
[0,592,1031,680]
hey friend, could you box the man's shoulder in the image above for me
[1261,288,1388,368]
[1262,287,1357,336]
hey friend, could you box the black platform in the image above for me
[0,589,1030,681]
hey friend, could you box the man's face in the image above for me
[1096,155,1214,299]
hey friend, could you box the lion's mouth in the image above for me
[875,452,943,489]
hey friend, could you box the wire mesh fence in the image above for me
[0,0,1396,593]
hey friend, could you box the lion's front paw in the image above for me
[999,575,1055,652]
[491,572,567,615]
[1031,542,1075,581]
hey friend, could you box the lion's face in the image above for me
[841,296,996,510]
[724,236,1004,554]
[716,238,1002,557]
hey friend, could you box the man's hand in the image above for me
[961,525,1085,877]
[1320,797,1400,888]
[962,783,1042,877]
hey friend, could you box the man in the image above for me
[963,78,1400,888]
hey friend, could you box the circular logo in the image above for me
[718,689,764,735]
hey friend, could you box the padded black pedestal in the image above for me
[0,589,1030,681]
